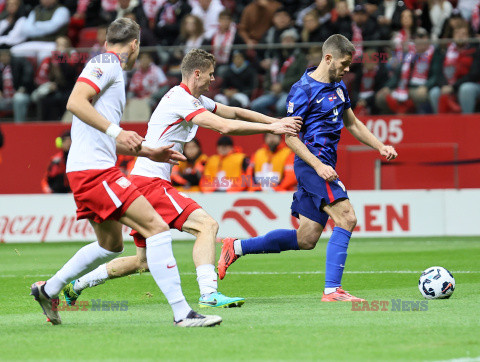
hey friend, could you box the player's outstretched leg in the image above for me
[321,199,364,302]
[182,209,244,308]
[63,253,145,305]
[218,230,299,280]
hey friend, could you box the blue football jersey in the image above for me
[286,67,351,169]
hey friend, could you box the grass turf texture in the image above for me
[0,237,479,361]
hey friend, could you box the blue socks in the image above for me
[325,227,351,288]
[241,229,299,255]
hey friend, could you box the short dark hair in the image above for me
[217,136,233,147]
[181,49,216,78]
[322,34,355,58]
[106,18,140,45]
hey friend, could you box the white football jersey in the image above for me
[131,83,216,181]
[67,52,125,173]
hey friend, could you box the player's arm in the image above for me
[285,135,338,182]
[343,108,397,160]
[116,143,186,165]
[215,103,302,131]
[66,82,143,151]
[191,110,299,136]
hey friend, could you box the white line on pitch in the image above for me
[1,270,479,278]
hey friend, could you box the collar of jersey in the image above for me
[180,82,192,95]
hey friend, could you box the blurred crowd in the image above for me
[2,0,480,123]
[42,132,297,193]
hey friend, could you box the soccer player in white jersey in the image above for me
[62,48,303,309]
[31,19,223,328]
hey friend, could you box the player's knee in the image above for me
[198,215,219,235]
[341,211,357,232]
[145,214,170,235]
[298,235,318,250]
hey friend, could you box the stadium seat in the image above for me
[77,27,98,49]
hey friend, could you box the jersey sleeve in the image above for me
[341,81,351,109]
[77,55,120,94]
[200,95,217,113]
[175,93,209,121]
[286,85,308,118]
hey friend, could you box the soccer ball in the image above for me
[418,266,455,299]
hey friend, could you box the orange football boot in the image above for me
[321,287,365,302]
[217,237,239,280]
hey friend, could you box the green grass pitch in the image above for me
[0,237,479,361]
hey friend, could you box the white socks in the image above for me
[146,231,191,322]
[74,263,109,293]
[196,264,217,297]
[324,287,338,295]
[44,241,122,298]
[234,240,243,256]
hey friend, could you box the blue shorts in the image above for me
[291,160,349,227]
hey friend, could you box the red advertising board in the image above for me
[0,115,479,193]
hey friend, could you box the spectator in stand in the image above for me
[251,28,307,116]
[200,136,249,193]
[41,130,71,193]
[0,0,27,49]
[331,0,352,39]
[31,35,77,121]
[390,8,417,70]
[141,0,165,29]
[261,7,294,56]
[206,10,243,77]
[64,0,104,46]
[171,138,208,192]
[238,0,282,48]
[428,0,453,40]
[154,0,191,46]
[376,28,435,114]
[351,4,380,66]
[440,8,465,38]
[191,0,224,40]
[429,21,480,113]
[214,50,257,108]
[170,14,205,66]
[0,48,32,123]
[10,0,69,61]
[247,133,296,192]
[104,0,156,45]
[351,47,389,115]
[376,0,408,40]
[128,51,169,110]
[296,0,333,27]
[301,9,334,43]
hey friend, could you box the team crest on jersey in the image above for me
[192,99,202,109]
[336,88,345,102]
[91,67,103,79]
[288,101,294,113]
[116,177,131,189]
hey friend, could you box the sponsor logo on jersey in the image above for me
[91,67,103,79]
[336,88,345,102]
[287,101,294,113]
[116,177,131,189]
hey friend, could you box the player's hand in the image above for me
[273,116,303,135]
[315,164,338,182]
[380,145,397,161]
[117,130,144,152]
[148,144,187,165]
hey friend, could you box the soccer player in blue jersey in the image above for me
[218,34,398,302]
